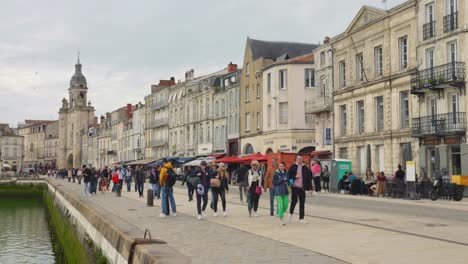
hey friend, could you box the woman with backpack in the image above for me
[211,163,229,217]
[274,162,289,225]
[247,160,263,217]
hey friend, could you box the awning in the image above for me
[310,150,332,157]
[184,157,216,167]
[238,153,268,163]
[127,158,157,165]
[175,157,196,164]
[216,156,241,163]
[209,153,226,159]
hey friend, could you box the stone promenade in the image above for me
[49,177,468,264]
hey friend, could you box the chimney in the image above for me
[126,104,133,119]
[228,62,238,73]
[100,115,105,124]
[185,69,195,81]
[324,36,330,44]
[106,112,111,119]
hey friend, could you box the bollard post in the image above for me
[147,189,154,206]
[116,184,121,197]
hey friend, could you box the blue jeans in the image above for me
[151,183,160,198]
[90,178,97,194]
[84,182,91,196]
[126,178,132,192]
[137,182,144,197]
[161,186,176,214]
[269,188,275,215]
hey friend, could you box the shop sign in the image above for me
[444,136,461,145]
[325,128,331,145]
[295,139,314,144]
[422,137,440,146]
[265,140,274,145]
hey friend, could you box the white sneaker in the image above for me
[299,219,307,224]
[214,212,218,217]
[172,213,177,217]
[197,214,202,220]
[254,212,258,217]
[288,213,293,222]
[340,190,345,194]
[280,219,286,226]
[223,211,228,217]
[202,211,207,217]
[159,213,166,218]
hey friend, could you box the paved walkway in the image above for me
[48,178,343,264]
[49,178,468,264]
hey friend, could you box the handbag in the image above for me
[255,185,262,195]
[210,178,221,188]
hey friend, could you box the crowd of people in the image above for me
[52,155,330,225]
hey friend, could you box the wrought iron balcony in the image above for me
[423,21,436,40]
[151,118,168,128]
[410,61,465,94]
[444,12,458,33]
[151,100,168,111]
[305,96,332,114]
[412,112,466,137]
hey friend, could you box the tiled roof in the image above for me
[262,52,314,71]
[249,38,318,61]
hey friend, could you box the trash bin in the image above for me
[147,189,154,206]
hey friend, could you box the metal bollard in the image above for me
[147,189,154,206]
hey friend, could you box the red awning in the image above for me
[216,156,241,163]
[238,153,268,163]
[209,153,227,159]
[310,150,332,157]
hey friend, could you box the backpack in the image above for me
[166,168,177,187]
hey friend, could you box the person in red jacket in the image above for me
[112,169,120,192]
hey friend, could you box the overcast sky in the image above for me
[0,0,406,127]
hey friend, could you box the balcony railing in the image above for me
[151,101,168,111]
[305,96,332,113]
[444,12,458,33]
[150,139,167,147]
[151,118,168,128]
[410,61,465,93]
[412,112,466,137]
[423,21,436,40]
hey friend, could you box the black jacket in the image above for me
[288,164,313,191]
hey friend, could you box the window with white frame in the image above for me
[207,124,211,142]
[305,68,314,88]
[400,91,410,128]
[245,86,250,102]
[221,99,225,116]
[426,47,435,68]
[356,53,364,82]
[339,147,348,159]
[340,104,347,136]
[186,126,190,145]
[356,100,365,135]
[267,105,272,126]
[267,73,271,94]
[279,102,288,124]
[245,113,251,131]
[215,101,219,118]
[339,61,346,87]
[256,84,260,98]
[199,125,204,143]
[305,113,314,123]
[374,46,383,77]
[399,36,408,70]
[375,96,384,132]
[320,51,325,66]
[279,70,287,89]
[447,41,458,63]
[245,63,249,76]
[256,112,260,129]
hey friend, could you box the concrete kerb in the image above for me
[45,179,190,264]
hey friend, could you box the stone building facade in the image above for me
[132,103,145,161]
[0,124,24,171]
[168,81,187,157]
[332,3,420,176]
[18,120,57,168]
[57,59,96,169]
[412,0,468,179]
[240,38,317,154]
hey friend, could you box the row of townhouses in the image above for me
[11,0,468,180]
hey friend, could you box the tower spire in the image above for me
[77,51,80,64]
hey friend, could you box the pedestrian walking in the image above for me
[191,160,210,220]
[264,158,278,216]
[82,165,91,197]
[312,160,322,193]
[77,168,82,184]
[67,168,72,182]
[288,155,313,224]
[159,159,177,218]
[395,164,406,198]
[322,165,330,193]
[247,160,263,217]
[72,168,77,183]
[149,167,160,199]
[111,169,120,192]
[209,161,217,210]
[90,167,98,194]
[236,163,248,203]
[274,162,290,225]
[211,163,229,217]
[135,165,145,198]
[125,166,132,192]
[182,166,194,201]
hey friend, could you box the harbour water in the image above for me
[0,198,55,264]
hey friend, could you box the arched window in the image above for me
[244,144,254,154]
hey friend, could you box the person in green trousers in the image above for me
[273,162,290,225]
